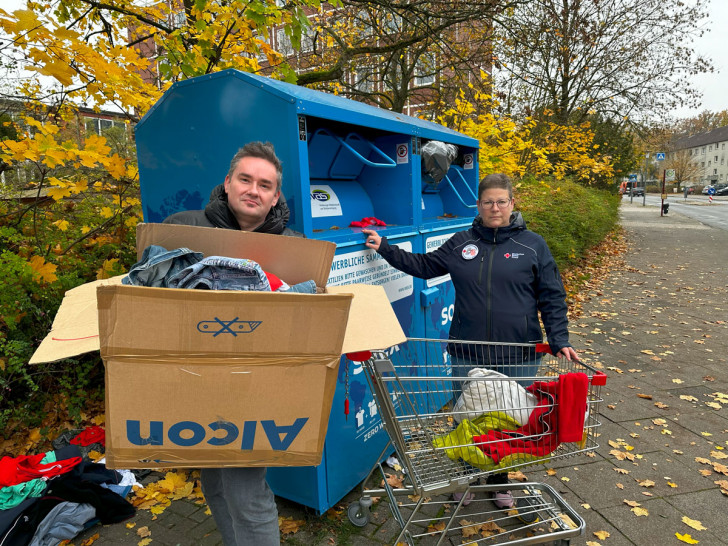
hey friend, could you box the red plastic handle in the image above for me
[346,351,372,362]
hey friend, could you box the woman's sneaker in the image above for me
[492,490,514,509]
[452,491,476,506]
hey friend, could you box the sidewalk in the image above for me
[73,201,728,545]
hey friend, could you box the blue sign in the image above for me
[656,152,666,160]
[628,174,638,181]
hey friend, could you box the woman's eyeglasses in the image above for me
[479,199,511,209]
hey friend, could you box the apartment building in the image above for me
[671,125,728,185]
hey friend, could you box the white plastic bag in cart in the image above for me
[453,368,538,425]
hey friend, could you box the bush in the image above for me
[515,175,621,269]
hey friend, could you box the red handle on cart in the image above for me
[346,351,372,362]
[535,343,608,386]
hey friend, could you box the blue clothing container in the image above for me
[134,69,479,513]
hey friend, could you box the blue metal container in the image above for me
[134,69,479,513]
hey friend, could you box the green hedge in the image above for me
[515,176,621,269]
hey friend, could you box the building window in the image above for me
[709,145,712,151]
[300,27,316,54]
[708,161,711,166]
[276,28,293,57]
[714,168,718,175]
[701,162,705,167]
[171,11,186,28]
[84,117,125,135]
[354,67,376,93]
[414,53,436,86]
[702,147,706,154]
[715,156,719,162]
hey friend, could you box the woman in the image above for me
[362,173,577,515]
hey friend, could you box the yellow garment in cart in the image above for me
[432,412,546,471]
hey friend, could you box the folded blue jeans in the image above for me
[123,245,203,287]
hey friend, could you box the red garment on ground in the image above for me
[70,425,106,447]
[557,372,589,443]
[350,217,387,227]
[0,453,82,487]
[472,381,559,464]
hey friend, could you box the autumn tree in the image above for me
[292,0,522,115]
[0,0,321,433]
[664,148,703,191]
[493,0,713,125]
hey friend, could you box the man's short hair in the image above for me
[228,141,283,191]
[478,173,513,201]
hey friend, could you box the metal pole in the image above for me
[661,169,666,217]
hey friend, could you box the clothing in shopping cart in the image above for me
[473,373,589,463]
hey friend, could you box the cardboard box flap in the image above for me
[29,275,124,364]
[136,223,336,287]
[328,284,407,354]
[97,284,354,358]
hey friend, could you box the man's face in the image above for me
[477,188,514,228]
[224,156,280,230]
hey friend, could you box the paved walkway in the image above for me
[73,201,728,545]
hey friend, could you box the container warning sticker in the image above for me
[425,233,454,287]
[396,143,409,164]
[327,242,414,303]
[463,153,474,170]
[310,184,342,218]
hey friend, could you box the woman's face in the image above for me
[477,188,514,228]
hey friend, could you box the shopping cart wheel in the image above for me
[347,498,372,527]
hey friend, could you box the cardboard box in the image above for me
[31,224,406,469]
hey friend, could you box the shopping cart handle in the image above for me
[591,371,608,386]
[346,351,372,362]
[535,343,552,355]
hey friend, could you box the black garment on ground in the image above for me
[44,474,135,525]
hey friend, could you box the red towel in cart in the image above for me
[557,372,589,443]
[0,453,82,487]
[472,380,559,464]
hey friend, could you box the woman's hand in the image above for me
[557,346,579,361]
[362,229,382,251]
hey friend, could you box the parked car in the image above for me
[716,184,728,196]
[702,185,714,195]
[630,187,645,197]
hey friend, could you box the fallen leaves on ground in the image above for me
[676,532,700,544]
[278,516,305,535]
[130,471,203,515]
[682,516,706,531]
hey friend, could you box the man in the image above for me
[165,141,301,545]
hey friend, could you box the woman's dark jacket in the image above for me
[377,212,571,357]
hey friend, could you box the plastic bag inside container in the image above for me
[422,141,458,187]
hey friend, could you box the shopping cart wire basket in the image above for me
[345,338,607,545]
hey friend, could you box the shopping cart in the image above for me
[345,338,607,545]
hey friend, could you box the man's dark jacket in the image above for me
[377,212,571,356]
[164,184,303,237]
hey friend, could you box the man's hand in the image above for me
[362,229,382,251]
[557,346,579,361]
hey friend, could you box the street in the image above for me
[623,193,728,231]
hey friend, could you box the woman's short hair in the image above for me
[478,173,513,201]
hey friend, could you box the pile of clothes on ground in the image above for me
[1,426,143,545]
